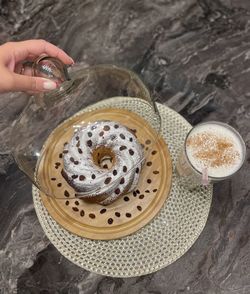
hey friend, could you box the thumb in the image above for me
[11,73,57,92]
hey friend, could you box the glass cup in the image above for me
[176,121,246,189]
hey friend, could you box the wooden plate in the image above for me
[39,108,172,240]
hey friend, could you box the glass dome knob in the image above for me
[32,55,70,84]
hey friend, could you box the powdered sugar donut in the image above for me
[62,120,144,205]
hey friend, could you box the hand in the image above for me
[0,39,74,93]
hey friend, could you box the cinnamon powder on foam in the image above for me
[186,132,240,168]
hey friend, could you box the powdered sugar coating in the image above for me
[62,121,144,205]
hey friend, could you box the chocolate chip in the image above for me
[76,141,80,148]
[119,134,125,140]
[153,171,159,174]
[124,196,129,202]
[113,169,117,176]
[91,125,97,130]
[51,177,56,181]
[137,206,142,211]
[110,135,116,140]
[64,142,68,146]
[72,207,79,212]
[59,153,63,158]
[139,194,144,199]
[126,213,132,218]
[153,189,158,192]
[78,148,83,154]
[146,161,152,166]
[136,189,140,194]
[55,165,59,169]
[129,138,133,142]
[99,131,104,137]
[79,175,85,181]
[129,149,134,156]
[120,177,125,184]
[89,213,95,219]
[108,218,113,224]
[91,174,96,179]
[145,147,149,151]
[103,125,110,131]
[88,132,92,137]
[55,162,60,166]
[63,150,68,154]
[100,208,107,214]
[87,140,92,147]
[115,188,120,195]
[80,210,85,217]
[72,175,78,179]
[145,139,151,145]
[123,166,127,173]
[104,177,112,184]
[115,212,121,217]
[152,150,157,155]
[64,190,70,197]
[76,136,79,141]
[74,161,79,165]
[75,201,79,206]
[114,124,119,129]
[135,167,139,173]
[57,183,62,187]
[65,200,69,205]
[70,157,75,163]
[103,164,108,169]
[145,190,150,193]
[119,146,127,151]
[133,191,137,197]
[147,179,152,184]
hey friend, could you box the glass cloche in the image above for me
[11,56,162,205]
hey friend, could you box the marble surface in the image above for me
[0,0,250,293]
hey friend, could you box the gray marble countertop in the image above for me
[0,1,250,293]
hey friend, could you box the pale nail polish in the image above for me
[43,81,57,90]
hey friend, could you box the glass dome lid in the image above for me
[11,56,162,204]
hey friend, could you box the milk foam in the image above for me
[186,123,244,178]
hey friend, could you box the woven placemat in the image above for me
[33,99,213,277]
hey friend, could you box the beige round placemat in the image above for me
[33,99,213,277]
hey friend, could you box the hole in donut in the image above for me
[92,146,115,170]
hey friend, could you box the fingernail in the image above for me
[43,80,57,90]
[70,58,75,64]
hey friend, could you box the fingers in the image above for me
[12,73,57,92]
[0,68,57,93]
[3,39,74,65]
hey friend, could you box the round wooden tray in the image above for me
[39,108,172,240]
